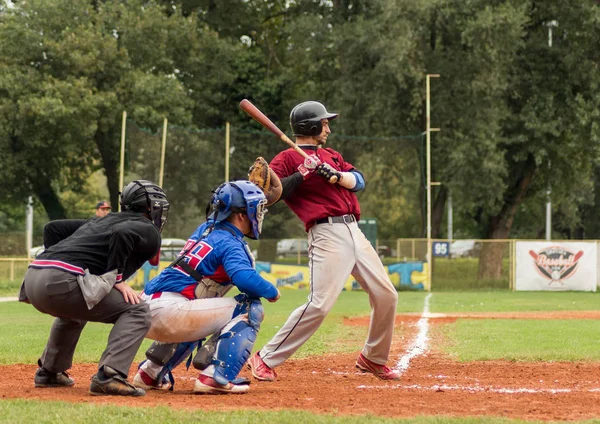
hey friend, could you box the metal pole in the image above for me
[225,122,230,181]
[447,191,453,242]
[26,196,33,258]
[545,20,557,241]
[159,117,168,187]
[118,111,127,212]
[425,74,440,291]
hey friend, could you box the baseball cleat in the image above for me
[193,375,249,394]
[34,367,75,388]
[89,366,146,397]
[133,369,171,391]
[247,352,277,382]
[355,353,401,381]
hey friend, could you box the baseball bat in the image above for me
[239,99,338,183]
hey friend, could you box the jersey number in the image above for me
[175,240,213,276]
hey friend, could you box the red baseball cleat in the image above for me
[355,353,401,381]
[247,352,277,381]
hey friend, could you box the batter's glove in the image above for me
[248,157,282,206]
[297,154,322,179]
[316,163,341,184]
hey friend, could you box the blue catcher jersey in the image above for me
[144,221,278,300]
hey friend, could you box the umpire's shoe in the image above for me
[34,360,75,388]
[89,366,145,397]
[355,353,401,381]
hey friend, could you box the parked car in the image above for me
[376,245,397,259]
[450,240,476,258]
[276,239,308,258]
[31,238,188,261]
[29,245,45,258]
[159,238,188,261]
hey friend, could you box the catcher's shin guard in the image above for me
[147,341,201,389]
[212,296,264,385]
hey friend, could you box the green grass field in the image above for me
[0,399,568,424]
[2,290,600,422]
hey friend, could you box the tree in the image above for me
[0,0,197,216]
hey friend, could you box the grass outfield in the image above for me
[2,291,600,422]
[0,399,580,424]
[430,291,600,313]
[438,319,600,362]
[0,290,427,365]
[2,291,600,365]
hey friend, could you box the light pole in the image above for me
[545,20,557,241]
[426,74,440,291]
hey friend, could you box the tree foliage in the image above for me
[1,0,600,262]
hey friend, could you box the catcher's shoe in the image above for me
[89,366,145,397]
[247,352,277,382]
[193,375,249,395]
[355,353,401,381]
[34,365,75,388]
[133,369,171,391]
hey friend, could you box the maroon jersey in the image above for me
[270,145,361,231]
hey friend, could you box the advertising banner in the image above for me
[515,241,596,291]
[130,260,429,291]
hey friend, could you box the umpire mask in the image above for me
[120,180,170,233]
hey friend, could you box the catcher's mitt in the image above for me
[248,156,282,206]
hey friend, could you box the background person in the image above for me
[95,201,112,218]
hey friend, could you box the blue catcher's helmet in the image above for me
[211,180,267,239]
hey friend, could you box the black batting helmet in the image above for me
[120,180,170,233]
[290,101,338,137]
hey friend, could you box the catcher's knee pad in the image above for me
[212,297,264,385]
[232,293,264,330]
[145,341,178,366]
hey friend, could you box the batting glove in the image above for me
[316,163,341,184]
[298,155,322,179]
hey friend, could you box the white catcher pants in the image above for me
[259,220,398,368]
[142,292,238,343]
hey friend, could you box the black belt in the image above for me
[315,214,356,225]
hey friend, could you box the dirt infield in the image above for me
[2,311,600,421]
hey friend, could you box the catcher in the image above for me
[133,179,280,395]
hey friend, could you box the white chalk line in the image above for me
[356,382,600,394]
[0,297,18,303]
[395,292,432,374]
[355,293,600,394]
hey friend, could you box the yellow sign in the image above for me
[129,261,428,291]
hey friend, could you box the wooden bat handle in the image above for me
[239,99,338,183]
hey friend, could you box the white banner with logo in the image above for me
[516,241,597,291]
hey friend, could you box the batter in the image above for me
[248,101,400,381]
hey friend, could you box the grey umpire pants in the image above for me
[22,267,151,377]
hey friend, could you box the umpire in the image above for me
[19,180,169,396]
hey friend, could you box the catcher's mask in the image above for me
[119,180,170,233]
[290,101,338,137]
[210,180,267,240]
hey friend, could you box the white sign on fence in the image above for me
[515,241,597,292]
